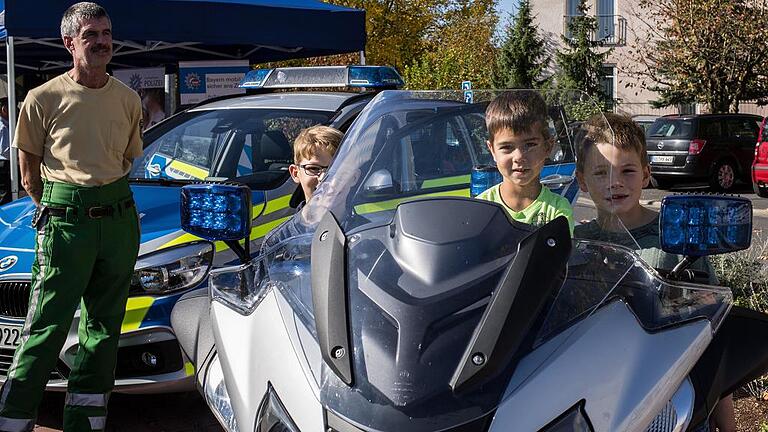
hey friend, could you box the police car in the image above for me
[0,66,402,393]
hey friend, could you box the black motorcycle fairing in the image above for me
[317,197,566,432]
[687,305,768,429]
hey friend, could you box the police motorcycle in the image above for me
[175,89,768,431]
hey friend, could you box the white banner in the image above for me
[114,68,167,130]
[178,60,249,105]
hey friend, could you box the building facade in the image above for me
[529,0,767,116]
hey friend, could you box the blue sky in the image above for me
[498,0,519,18]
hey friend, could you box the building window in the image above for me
[597,0,615,41]
[567,0,581,16]
[600,66,615,110]
[565,0,583,39]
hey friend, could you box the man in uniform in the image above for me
[0,3,142,431]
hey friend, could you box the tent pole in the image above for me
[6,36,18,201]
[359,50,365,66]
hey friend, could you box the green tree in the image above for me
[628,0,768,113]
[257,0,444,74]
[554,0,610,101]
[493,0,550,89]
[403,0,499,89]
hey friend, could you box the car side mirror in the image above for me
[363,169,397,196]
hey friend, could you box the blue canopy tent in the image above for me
[0,0,366,198]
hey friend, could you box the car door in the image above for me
[724,116,760,175]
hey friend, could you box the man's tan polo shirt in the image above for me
[13,73,143,186]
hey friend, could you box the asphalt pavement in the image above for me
[36,391,222,431]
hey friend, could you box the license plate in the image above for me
[652,155,674,164]
[0,324,21,349]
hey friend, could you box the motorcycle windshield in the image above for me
[261,90,732,431]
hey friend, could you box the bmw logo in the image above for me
[0,256,18,272]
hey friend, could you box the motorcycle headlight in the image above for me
[209,258,271,315]
[204,353,238,432]
[131,241,214,295]
[255,384,299,432]
[541,402,593,432]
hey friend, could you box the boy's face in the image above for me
[289,148,333,201]
[487,126,551,189]
[576,143,650,216]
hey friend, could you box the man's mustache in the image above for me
[91,45,111,53]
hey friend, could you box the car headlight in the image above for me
[131,241,214,295]
[204,353,238,432]
[209,258,270,315]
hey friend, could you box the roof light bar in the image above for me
[238,66,404,90]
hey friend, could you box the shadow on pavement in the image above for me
[36,391,223,431]
[653,182,754,195]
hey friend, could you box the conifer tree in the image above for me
[555,0,610,100]
[493,0,550,89]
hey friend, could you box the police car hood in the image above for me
[0,185,183,275]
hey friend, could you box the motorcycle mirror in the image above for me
[660,194,752,257]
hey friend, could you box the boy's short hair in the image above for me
[577,113,648,172]
[293,125,343,164]
[485,90,551,144]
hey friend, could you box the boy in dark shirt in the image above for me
[574,112,733,431]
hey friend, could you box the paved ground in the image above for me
[35,391,222,431]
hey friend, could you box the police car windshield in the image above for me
[129,108,333,185]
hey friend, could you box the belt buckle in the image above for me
[88,206,105,219]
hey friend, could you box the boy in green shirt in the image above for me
[476,91,574,231]
[573,112,734,432]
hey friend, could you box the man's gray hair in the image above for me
[60,2,110,38]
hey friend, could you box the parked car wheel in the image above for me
[651,176,673,190]
[710,161,737,191]
[754,181,768,198]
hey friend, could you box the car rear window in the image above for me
[648,119,694,138]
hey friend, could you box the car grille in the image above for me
[0,347,66,380]
[0,281,31,319]
[0,347,14,376]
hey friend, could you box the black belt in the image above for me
[47,199,135,219]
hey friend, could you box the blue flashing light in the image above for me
[239,69,271,89]
[660,195,752,257]
[347,66,404,88]
[470,165,502,197]
[181,184,252,241]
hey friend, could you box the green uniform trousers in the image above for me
[0,177,140,432]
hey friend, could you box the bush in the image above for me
[710,234,768,308]
[710,233,768,400]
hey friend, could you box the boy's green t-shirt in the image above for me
[477,184,574,232]
[574,215,718,285]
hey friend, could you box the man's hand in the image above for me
[18,149,43,206]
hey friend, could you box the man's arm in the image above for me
[19,149,42,206]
